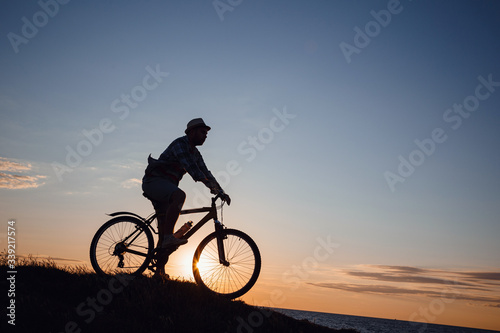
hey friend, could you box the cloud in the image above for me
[309,282,444,296]
[308,282,500,306]
[121,178,141,189]
[0,157,46,189]
[0,157,32,172]
[459,272,500,281]
[370,265,429,274]
[308,265,500,308]
[345,270,476,287]
[0,173,46,189]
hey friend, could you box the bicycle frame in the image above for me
[107,195,228,264]
[177,196,228,265]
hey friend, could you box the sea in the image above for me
[270,308,499,333]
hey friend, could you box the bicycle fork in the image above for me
[215,220,229,266]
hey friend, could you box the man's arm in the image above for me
[197,156,231,205]
[197,154,224,194]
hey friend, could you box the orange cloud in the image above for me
[0,157,32,172]
[0,157,46,189]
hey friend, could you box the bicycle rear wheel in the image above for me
[90,216,154,275]
[192,228,261,299]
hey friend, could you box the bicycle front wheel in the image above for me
[192,228,261,299]
[90,216,154,275]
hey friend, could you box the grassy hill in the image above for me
[1,256,358,333]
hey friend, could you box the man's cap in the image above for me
[185,118,211,134]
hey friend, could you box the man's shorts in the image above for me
[142,178,180,212]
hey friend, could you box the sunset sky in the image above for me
[1,0,499,331]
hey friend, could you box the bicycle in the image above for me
[89,193,261,299]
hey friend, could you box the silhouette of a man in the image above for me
[142,118,230,278]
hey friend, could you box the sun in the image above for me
[166,249,194,280]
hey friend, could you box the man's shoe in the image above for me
[161,234,188,249]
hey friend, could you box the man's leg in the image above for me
[154,211,168,276]
[162,189,186,236]
[155,189,186,275]
[156,213,166,249]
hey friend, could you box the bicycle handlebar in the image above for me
[212,193,223,205]
[212,192,230,206]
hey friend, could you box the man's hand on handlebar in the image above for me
[220,192,231,205]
